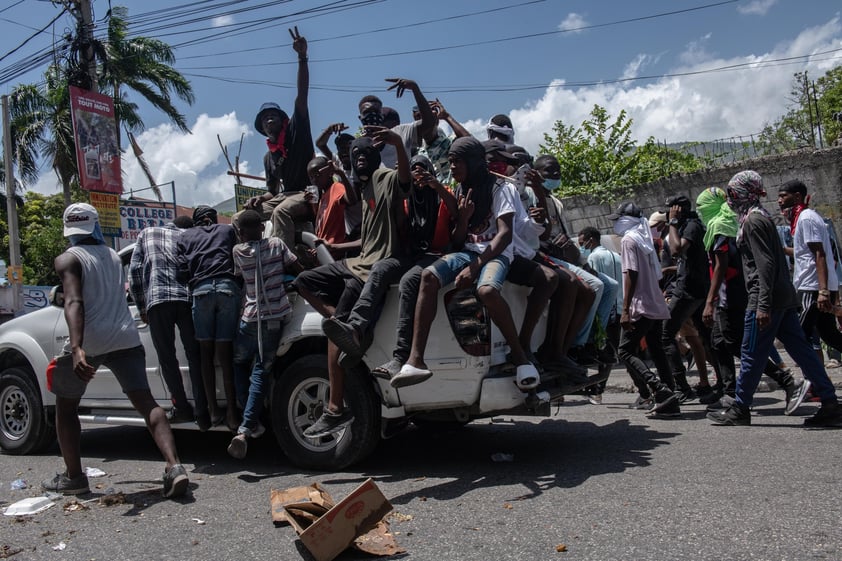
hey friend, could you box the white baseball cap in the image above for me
[63,203,99,236]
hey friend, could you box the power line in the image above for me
[0,6,67,64]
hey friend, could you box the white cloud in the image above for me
[28,112,256,208]
[737,0,777,16]
[622,54,650,80]
[211,15,234,27]
[558,13,588,33]
[488,17,842,155]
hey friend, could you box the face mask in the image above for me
[579,245,591,258]
[359,111,383,126]
[543,177,561,191]
[488,161,508,175]
[650,226,661,240]
[613,222,626,236]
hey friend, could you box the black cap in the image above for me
[482,139,518,164]
[665,195,692,211]
[505,144,532,166]
[607,201,642,221]
[254,102,288,136]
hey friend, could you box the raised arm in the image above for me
[386,78,436,143]
[290,27,309,116]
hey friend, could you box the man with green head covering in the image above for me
[696,187,802,411]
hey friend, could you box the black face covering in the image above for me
[350,137,381,181]
[408,154,440,254]
[449,137,493,231]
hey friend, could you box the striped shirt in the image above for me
[233,237,298,322]
[128,223,189,314]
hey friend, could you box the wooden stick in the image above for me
[226,170,266,182]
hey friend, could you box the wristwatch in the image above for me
[818,289,831,296]
[669,218,680,227]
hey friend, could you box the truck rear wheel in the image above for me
[271,355,380,470]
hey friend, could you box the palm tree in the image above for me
[9,64,77,207]
[5,5,194,206]
[100,6,195,146]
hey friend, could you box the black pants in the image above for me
[147,301,206,413]
[618,317,673,398]
[347,257,413,336]
[799,290,842,355]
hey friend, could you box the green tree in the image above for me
[4,5,194,206]
[539,105,704,201]
[757,66,842,152]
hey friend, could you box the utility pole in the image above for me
[2,95,23,315]
[804,71,816,149]
[812,80,824,149]
[75,0,98,93]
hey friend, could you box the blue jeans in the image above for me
[191,278,241,342]
[575,271,617,347]
[546,259,605,347]
[233,319,284,432]
[428,251,510,291]
[735,308,837,407]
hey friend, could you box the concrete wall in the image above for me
[560,145,842,236]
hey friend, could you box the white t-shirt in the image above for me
[792,208,839,291]
[464,179,516,261]
[511,183,545,258]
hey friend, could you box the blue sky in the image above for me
[2,0,841,207]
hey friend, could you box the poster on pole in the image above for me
[89,191,121,237]
[69,86,122,194]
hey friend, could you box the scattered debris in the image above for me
[0,544,23,558]
[389,512,413,523]
[99,493,126,507]
[83,467,107,478]
[556,543,568,552]
[52,542,66,551]
[3,497,55,516]
[272,479,401,561]
[191,518,206,525]
[503,503,513,510]
[490,452,514,462]
[9,479,27,491]
[62,501,89,513]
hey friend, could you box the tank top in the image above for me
[65,244,141,356]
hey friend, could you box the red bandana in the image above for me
[265,119,289,157]
[787,203,808,236]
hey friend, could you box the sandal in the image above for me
[516,363,540,391]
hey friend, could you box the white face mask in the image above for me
[650,226,662,240]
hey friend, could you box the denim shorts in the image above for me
[192,277,241,341]
[48,345,149,399]
[427,251,510,291]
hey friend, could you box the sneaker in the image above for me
[588,394,603,405]
[785,380,811,416]
[707,403,751,426]
[227,434,247,459]
[162,464,189,498]
[695,384,715,401]
[646,398,681,418]
[391,364,433,389]
[647,389,680,417]
[248,422,266,439]
[303,408,355,439]
[825,358,841,369]
[706,394,736,412]
[628,395,654,410]
[322,317,363,357]
[166,405,195,424]
[698,389,723,405]
[675,388,698,404]
[803,401,842,428]
[41,472,89,495]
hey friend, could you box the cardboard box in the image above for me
[284,478,393,561]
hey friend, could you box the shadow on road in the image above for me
[326,417,679,505]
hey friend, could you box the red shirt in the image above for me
[315,182,347,244]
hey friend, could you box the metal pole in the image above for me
[170,181,177,217]
[812,80,824,149]
[2,95,23,314]
[804,72,816,148]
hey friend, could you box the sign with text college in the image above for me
[118,201,175,245]
[69,86,122,194]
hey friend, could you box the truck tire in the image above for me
[271,355,380,470]
[0,367,55,455]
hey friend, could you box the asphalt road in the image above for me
[2,364,841,561]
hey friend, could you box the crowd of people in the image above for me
[41,28,842,496]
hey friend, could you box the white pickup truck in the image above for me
[0,242,609,470]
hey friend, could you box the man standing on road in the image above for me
[129,215,206,426]
[777,179,842,367]
[708,171,842,427]
[44,204,188,497]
